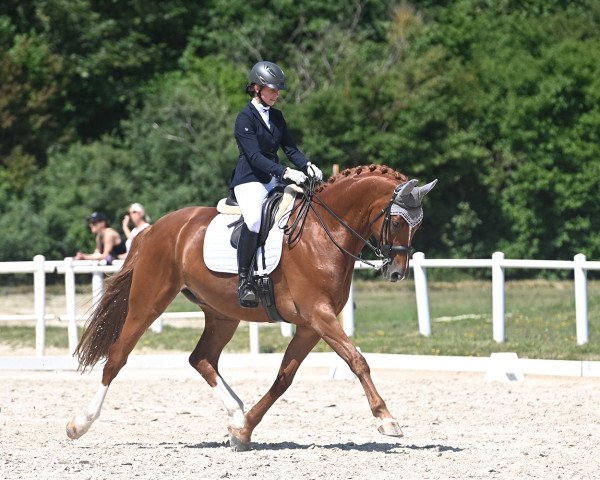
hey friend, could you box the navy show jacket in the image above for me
[230,101,308,188]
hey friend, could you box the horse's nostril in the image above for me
[390,272,399,282]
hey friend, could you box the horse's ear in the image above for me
[416,179,438,200]
[396,178,419,197]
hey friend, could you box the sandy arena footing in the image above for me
[1,365,599,479]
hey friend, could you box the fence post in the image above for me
[340,277,355,337]
[280,322,294,337]
[64,257,79,355]
[492,251,505,343]
[91,270,104,307]
[249,323,260,354]
[412,252,431,336]
[33,255,46,357]
[150,318,164,333]
[574,253,588,345]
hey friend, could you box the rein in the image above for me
[282,177,413,269]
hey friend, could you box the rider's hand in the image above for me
[305,162,323,181]
[283,168,308,185]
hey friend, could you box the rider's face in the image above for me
[257,86,280,106]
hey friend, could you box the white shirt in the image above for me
[252,100,270,128]
[125,222,151,251]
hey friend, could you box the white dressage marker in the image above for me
[484,352,525,382]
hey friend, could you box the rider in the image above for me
[230,60,323,308]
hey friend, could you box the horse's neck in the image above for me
[319,177,387,227]
[314,176,389,253]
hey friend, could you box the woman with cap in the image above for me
[74,211,126,265]
[230,60,323,308]
[121,202,151,256]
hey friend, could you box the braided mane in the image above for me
[315,164,408,192]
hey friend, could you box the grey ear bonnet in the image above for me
[390,179,438,227]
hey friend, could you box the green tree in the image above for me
[0,1,209,160]
[1,0,599,265]
[121,57,244,215]
[0,22,65,171]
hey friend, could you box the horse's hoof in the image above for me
[229,434,251,452]
[66,415,91,439]
[66,419,82,439]
[377,418,404,437]
[228,425,251,452]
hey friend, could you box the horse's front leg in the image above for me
[230,325,321,450]
[315,312,404,438]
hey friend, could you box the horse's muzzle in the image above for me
[382,261,409,282]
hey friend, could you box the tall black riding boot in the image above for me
[237,225,259,308]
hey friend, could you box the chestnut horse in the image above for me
[66,164,436,451]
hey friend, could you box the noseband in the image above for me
[284,178,420,269]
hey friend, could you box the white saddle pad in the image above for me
[203,187,300,275]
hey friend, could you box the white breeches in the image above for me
[234,178,280,233]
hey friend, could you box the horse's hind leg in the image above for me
[187,313,245,445]
[67,272,180,439]
[227,325,321,450]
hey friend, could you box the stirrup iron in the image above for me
[238,277,259,308]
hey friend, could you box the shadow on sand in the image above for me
[179,440,464,453]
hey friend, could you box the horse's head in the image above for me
[372,178,437,282]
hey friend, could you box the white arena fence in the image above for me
[0,253,598,358]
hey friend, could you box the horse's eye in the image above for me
[392,220,402,228]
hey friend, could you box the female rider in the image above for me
[230,61,323,308]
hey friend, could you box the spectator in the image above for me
[74,211,126,264]
[120,202,151,256]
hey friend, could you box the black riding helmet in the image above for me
[248,61,287,90]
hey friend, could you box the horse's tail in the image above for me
[74,238,143,372]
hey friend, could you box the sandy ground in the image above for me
[1,365,599,480]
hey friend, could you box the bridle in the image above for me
[283,177,420,270]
